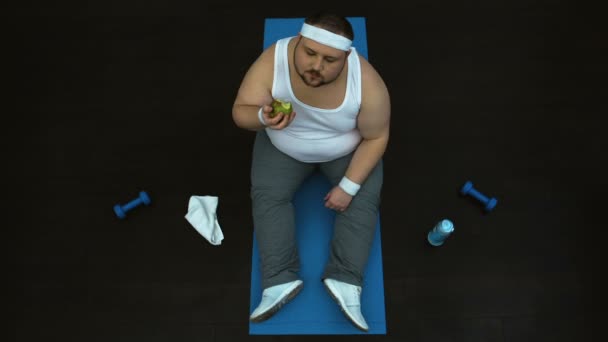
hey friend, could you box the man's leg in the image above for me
[318,154,383,331]
[319,155,384,286]
[251,130,315,289]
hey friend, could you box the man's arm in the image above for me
[232,45,275,131]
[344,57,391,185]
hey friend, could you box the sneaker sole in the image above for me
[250,281,303,323]
[323,281,369,332]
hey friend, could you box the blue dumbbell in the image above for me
[460,181,497,212]
[114,191,151,219]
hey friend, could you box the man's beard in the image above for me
[299,69,325,87]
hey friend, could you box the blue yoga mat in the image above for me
[249,17,386,335]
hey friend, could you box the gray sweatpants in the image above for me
[251,130,383,289]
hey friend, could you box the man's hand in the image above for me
[324,186,353,212]
[261,104,296,130]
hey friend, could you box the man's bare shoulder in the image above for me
[247,43,277,87]
[233,43,277,106]
[258,42,277,65]
[356,54,390,138]
[357,54,389,104]
[358,55,385,89]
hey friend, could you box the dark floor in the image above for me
[6,1,607,341]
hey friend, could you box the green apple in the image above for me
[270,99,293,118]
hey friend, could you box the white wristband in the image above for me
[339,176,361,196]
[258,107,267,126]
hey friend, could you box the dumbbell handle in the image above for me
[122,198,144,211]
[467,187,490,204]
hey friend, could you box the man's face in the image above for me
[294,36,349,88]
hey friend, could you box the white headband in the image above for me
[300,23,352,51]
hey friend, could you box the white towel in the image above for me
[185,195,224,246]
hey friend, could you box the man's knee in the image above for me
[251,185,293,205]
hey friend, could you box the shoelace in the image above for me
[345,287,362,307]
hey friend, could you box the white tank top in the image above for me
[265,37,363,163]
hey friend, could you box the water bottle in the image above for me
[427,219,454,246]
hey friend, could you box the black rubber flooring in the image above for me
[6,1,606,341]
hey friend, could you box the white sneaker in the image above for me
[250,279,303,322]
[323,278,369,332]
